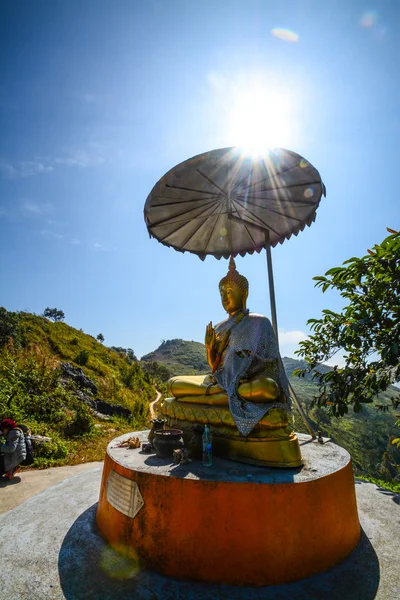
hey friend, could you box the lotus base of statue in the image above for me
[160,397,303,467]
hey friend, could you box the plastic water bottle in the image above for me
[202,425,212,466]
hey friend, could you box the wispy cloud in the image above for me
[22,200,54,217]
[93,242,115,252]
[279,328,347,367]
[54,149,105,168]
[40,229,82,247]
[278,329,308,359]
[0,198,82,248]
[40,229,65,240]
[0,200,54,220]
[324,354,346,368]
[0,160,54,179]
[83,93,95,103]
[0,144,106,179]
[73,91,96,103]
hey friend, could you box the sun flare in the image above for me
[227,83,295,155]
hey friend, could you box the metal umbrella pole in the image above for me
[265,231,316,439]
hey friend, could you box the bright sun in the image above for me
[227,84,295,155]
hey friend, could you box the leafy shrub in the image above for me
[75,349,90,366]
[120,362,143,389]
[34,432,68,468]
[64,402,95,437]
[141,360,172,383]
[0,345,66,423]
[0,308,21,348]
[295,229,400,416]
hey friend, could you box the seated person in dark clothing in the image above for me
[0,419,27,480]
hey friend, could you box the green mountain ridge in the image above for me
[141,338,334,379]
[141,338,209,375]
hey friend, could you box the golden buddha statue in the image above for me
[159,258,302,467]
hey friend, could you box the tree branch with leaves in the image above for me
[294,229,400,441]
[43,307,65,322]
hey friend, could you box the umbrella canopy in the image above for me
[144,147,326,260]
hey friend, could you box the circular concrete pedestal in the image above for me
[96,431,360,587]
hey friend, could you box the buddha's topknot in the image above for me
[219,257,249,294]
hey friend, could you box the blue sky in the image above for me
[0,0,398,361]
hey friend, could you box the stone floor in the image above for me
[0,462,399,599]
[0,461,103,515]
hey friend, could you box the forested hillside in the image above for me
[0,308,157,467]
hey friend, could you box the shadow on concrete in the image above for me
[376,487,400,505]
[143,454,303,484]
[59,505,380,600]
[355,478,400,505]
[143,455,172,468]
[0,475,21,487]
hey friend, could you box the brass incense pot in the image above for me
[153,429,184,459]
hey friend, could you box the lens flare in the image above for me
[360,11,378,28]
[271,28,300,43]
[304,187,314,198]
[100,545,140,580]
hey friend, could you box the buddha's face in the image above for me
[219,282,246,315]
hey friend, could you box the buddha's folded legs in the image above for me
[167,375,222,398]
[167,375,279,405]
[239,377,279,402]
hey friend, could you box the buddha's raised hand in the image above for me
[205,321,216,348]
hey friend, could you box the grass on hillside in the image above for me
[0,311,161,468]
[19,312,155,411]
[0,342,155,468]
[28,418,137,469]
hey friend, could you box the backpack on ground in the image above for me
[16,424,35,466]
